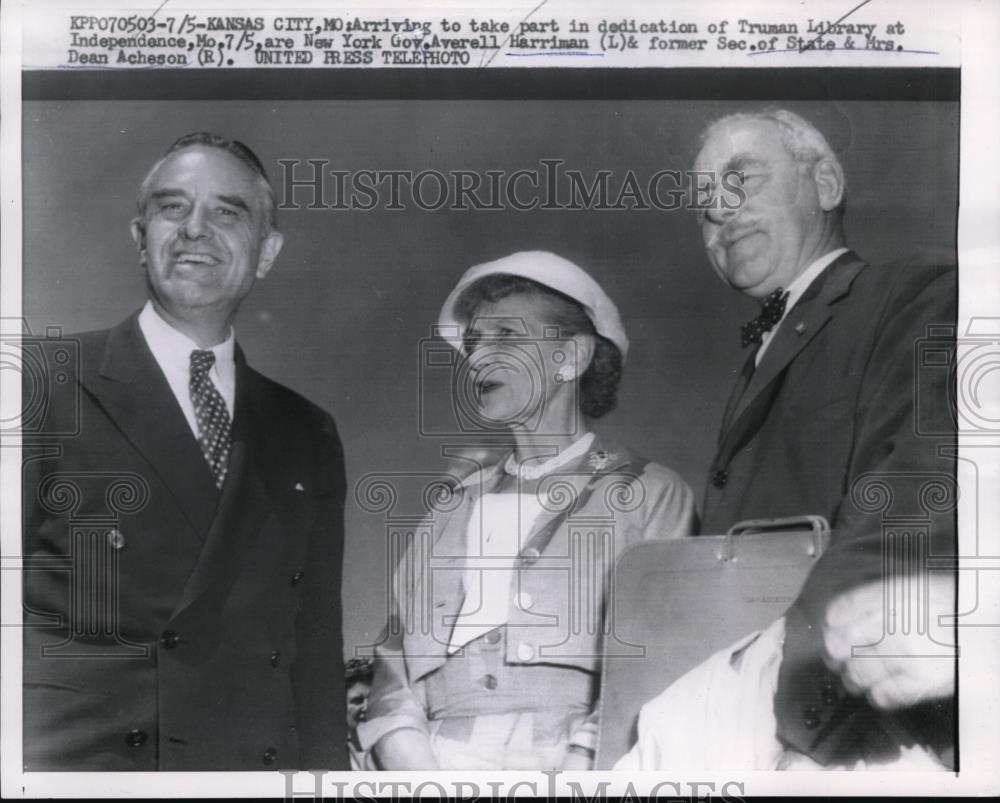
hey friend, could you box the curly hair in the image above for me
[345,657,374,686]
[453,274,623,419]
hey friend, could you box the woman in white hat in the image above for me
[357,251,696,770]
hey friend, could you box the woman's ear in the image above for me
[569,333,596,377]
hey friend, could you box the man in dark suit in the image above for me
[22,132,348,771]
[694,109,956,766]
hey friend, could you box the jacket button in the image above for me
[125,729,148,747]
[517,591,534,610]
[822,682,839,706]
[520,548,541,565]
[291,570,304,587]
[803,705,821,729]
[107,528,126,550]
[516,642,535,661]
[711,469,728,489]
[270,649,281,668]
[262,746,278,765]
[480,674,498,690]
[483,629,502,645]
[160,630,180,649]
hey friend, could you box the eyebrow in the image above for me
[721,153,767,173]
[149,188,187,202]
[469,320,521,334]
[149,188,251,213]
[216,193,251,213]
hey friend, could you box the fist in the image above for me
[821,573,955,710]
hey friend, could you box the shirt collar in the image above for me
[138,300,235,371]
[783,248,849,315]
[503,431,596,481]
[459,431,598,491]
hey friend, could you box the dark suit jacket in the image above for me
[700,252,957,765]
[22,313,348,771]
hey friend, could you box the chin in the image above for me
[729,265,774,296]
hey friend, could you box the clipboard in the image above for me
[595,515,831,769]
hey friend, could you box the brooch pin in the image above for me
[587,450,619,473]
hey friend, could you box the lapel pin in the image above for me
[294,482,305,491]
[587,450,619,473]
[794,321,807,335]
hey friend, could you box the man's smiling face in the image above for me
[132,145,282,326]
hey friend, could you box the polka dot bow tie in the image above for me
[740,288,789,348]
[189,349,232,489]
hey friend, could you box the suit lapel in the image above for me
[168,440,268,619]
[717,253,868,466]
[440,438,631,564]
[521,437,632,555]
[718,350,758,446]
[168,353,272,620]
[432,464,503,560]
[79,313,219,538]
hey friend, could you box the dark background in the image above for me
[23,99,958,653]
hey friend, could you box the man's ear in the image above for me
[255,230,284,280]
[813,158,845,212]
[130,217,146,260]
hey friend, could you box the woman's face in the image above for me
[463,292,580,430]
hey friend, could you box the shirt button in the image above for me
[822,682,839,706]
[480,674,498,690]
[521,548,541,565]
[290,570,304,587]
[483,629,502,645]
[262,746,278,765]
[160,630,180,649]
[125,729,148,747]
[711,469,728,489]
[517,591,534,610]
[270,649,281,668]
[516,642,535,661]
[803,705,821,729]
[107,528,126,550]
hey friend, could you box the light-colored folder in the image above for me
[595,515,830,769]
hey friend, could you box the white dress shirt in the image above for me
[137,301,236,438]
[448,432,596,652]
[614,616,948,770]
[756,248,848,366]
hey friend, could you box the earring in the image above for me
[555,365,576,383]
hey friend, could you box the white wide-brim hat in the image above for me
[437,251,629,361]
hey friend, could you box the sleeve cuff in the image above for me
[568,719,598,754]
[356,714,430,752]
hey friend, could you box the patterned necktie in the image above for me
[740,287,789,348]
[189,349,231,489]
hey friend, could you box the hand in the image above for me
[821,574,955,710]
[372,729,439,770]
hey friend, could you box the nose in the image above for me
[703,191,739,226]
[180,205,212,240]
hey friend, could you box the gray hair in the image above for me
[134,132,277,233]
[701,107,846,211]
[703,108,841,167]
